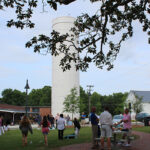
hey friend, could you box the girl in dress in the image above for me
[41,116,50,146]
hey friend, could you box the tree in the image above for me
[1,0,150,71]
[1,88,26,106]
[100,92,127,115]
[80,89,127,116]
[40,86,51,106]
[0,86,51,106]
[90,92,102,114]
[132,95,143,115]
[79,86,88,115]
[28,86,51,106]
[111,92,128,115]
[29,89,43,106]
[63,87,80,120]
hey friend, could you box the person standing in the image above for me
[57,114,65,140]
[66,115,70,126]
[4,119,10,132]
[41,116,51,146]
[19,116,33,146]
[55,113,60,129]
[73,118,81,137]
[100,107,113,150]
[1,116,5,134]
[37,114,42,128]
[49,114,55,129]
[47,114,50,122]
[91,107,99,149]
[118,108,132,147]
[0,116,3,136]
[81,112,86,126]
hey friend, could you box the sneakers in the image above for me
[123,143,131,147]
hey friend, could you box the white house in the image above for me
[126,90,150,119]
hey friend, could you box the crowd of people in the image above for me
[0,107,132,149]
[91,107,132,150]
[18,113,80,146]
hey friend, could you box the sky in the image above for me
[0,0,150,97]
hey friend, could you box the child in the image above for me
[41,116,50,146]
[19,116,33,146]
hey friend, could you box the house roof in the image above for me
[131,90,150,103]
[0,103,25,113]
[0,103,25,111]
[0,103,50,113]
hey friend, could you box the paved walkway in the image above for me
[53,131,150,150]
[131,131,150,150]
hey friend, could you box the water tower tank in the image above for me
[52,16,79,118]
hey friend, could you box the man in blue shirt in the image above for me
[91,107,99,149]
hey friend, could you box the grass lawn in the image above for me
[0,126,144,150]
[0,127,92,150]
[133,126,150,133]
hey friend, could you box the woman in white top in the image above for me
[57,114,65,140]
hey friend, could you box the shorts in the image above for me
[42,132,48,135]
[101,124,112,138]
[22,131,28,137]
[122,128,132,137]
[42,127,49,135]
[21,127,28,137]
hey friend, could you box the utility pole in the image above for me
[87,85,94,116]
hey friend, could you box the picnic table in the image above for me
[113,129,128,145]
[95,129,130,144]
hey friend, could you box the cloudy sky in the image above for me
[0,0,150,96]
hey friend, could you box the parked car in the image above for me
[113,115,123,127]
[85,118,89,124]
[135,113,150,122]
[144,116,150,126]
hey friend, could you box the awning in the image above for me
[0,109,38,114]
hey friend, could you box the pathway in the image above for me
[53,131,150,150]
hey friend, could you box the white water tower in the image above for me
[52,16,79,118]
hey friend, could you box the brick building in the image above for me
[28,106,51,117]
[0,103,51,124]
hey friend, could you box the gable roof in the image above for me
[131,90,150,103]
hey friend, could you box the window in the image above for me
[32,108,39,112]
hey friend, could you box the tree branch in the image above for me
[56,0,76,5]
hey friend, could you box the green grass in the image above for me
[133,126,150,133]
[0,127,92,150]
[0,126,145,150]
